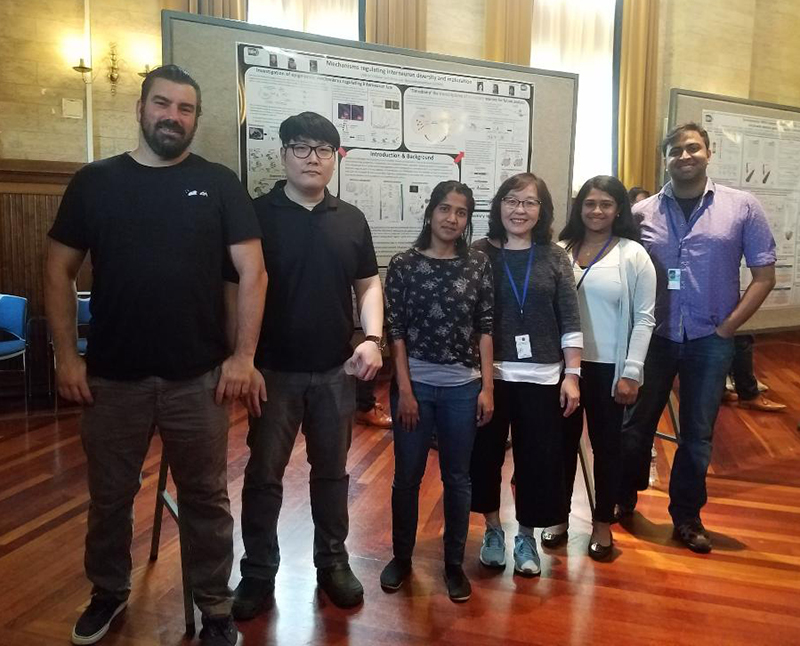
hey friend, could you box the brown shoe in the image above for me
[355,403,392,428]
[738,394,786,412]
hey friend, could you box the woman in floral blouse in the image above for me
[380,180,494,603]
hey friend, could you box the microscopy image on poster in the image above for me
[238,43,534,263]
[704,110,800,309]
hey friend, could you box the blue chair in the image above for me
[49,293,92,407]
[76,294,91,355]
[0,294,29,401]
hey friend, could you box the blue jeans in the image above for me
[620,333,735,526]
[390,379,481,565]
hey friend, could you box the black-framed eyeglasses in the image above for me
[501,197,541,211]
[285,143,336,160]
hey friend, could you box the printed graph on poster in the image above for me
[238,43,534,265]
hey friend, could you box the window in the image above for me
[530,0,617,192]
[249,0,359,41]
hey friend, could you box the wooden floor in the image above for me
[1,333,800,646]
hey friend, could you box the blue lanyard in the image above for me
[501,243,535,317]
[572,236,613,290]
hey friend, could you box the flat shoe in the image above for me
[588,540,613,561]
[540,529,568,548]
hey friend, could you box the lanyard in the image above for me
[572,236,613,290]
[501,243,535,317]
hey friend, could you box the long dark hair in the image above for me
[414,180,475,257]
[487,173,553,245]
[559,175,640,251]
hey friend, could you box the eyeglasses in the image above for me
[582,200,618,212]
[501,197,541,211]
[285,143,336,160]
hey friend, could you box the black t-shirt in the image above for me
[675,195,702,222]
[48,153,261,380]
[254,181,379,372]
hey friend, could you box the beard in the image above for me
[140,111,197,160]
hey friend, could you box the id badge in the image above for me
[515,334,532,359]
[667,268,681,290]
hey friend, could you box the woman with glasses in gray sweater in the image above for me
[470,172,582,576]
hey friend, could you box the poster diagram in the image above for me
[238,43,534,265]
[703,110,800,309]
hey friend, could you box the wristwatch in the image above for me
[365,335,385,350]
[564,367,582,378]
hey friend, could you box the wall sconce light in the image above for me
[108,43,120,95]
[71,42,151,93]
[72,57,92,83]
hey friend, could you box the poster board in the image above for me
[162,11,578,268]
[669,89,800,332]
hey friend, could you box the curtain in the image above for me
[617,0,660,193]
[484,0,534,65]
[163,0,248,21]
[364,0,427,50]
[249,0,359,40]
[530,0,616,193]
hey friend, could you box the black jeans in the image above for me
[560,362,624,524]
[620,334,734,526]
[470,380,566,528]
[731,334,759,400]
[240,365,356,577]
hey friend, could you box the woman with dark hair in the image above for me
[469,172,582,576]
[545,175,656,559]
[380,180,494,602]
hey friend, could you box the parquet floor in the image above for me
[1,333,799,645]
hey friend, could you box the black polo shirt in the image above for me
[48,153,261,380]
[254,181,379,372]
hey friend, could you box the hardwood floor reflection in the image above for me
[1,333,799,645]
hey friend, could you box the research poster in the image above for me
[703,110,800,309]
[238,43,534,265]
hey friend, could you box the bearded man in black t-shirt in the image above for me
[230,113,383,614]
[46,65,267,646]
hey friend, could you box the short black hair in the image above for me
[279,112,341,149]
[559,175,640,250]
[627,186,650,203]
[414,180,475,258]
[487,172,553,245]
[661,122,710,156]
[140,64,202,116]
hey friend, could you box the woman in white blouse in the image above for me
[546,175,656,560]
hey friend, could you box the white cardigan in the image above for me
[558,238,656,395]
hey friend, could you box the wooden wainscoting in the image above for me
[0,159,90,395]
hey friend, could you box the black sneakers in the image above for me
[199,615,240,646]
[317,563,364,608]
[379,558,412,591]
[443,564,471,602]
[71,596,127,645]
[673,520,713,554]
[232,576,275,620]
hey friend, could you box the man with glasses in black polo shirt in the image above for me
[232,112,384,614]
